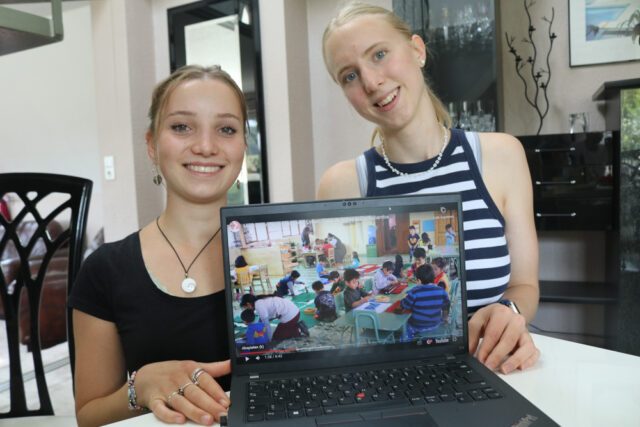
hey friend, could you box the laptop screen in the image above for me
[221,194,466,369]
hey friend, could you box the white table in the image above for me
[106,334,640,427]
[0,416,77,427]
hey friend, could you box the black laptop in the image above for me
[221,194,557,426]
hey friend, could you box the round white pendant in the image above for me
[181,277,197,293]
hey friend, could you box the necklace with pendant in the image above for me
[156,217,221,294]
[379,124,449,176]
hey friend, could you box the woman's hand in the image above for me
[468,304,539,374]
[136,360,231,425]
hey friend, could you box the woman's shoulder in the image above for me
[317,159,360,200]
[84,231,140,267]
[477,132,526,161]
[476,132,531,211]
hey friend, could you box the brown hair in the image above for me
[147,64,248,140]
[322,1,451,142]
[343,268,360,282]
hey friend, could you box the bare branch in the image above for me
[507,0,556,134]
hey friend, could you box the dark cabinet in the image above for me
[393,0,498,131]
[518,132,614,231]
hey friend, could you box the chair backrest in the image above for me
[354,310,380,344]
[449,279,459,300]
[0,173,92,417]
[258,264,269,280]
[334,291,345,314]
[363,278,373,293]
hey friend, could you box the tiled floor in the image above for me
[0,321,75,416]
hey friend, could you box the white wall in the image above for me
[90,0,163,242]
[306,0,392,187]
[499,0,639,136]
[0,2,103,242]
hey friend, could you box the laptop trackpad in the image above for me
[316,407,437,426]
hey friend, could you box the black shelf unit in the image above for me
[539,281,615,305]
[518,132,614,231]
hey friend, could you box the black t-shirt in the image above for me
[69,232,230,390]
[343,287,368,312]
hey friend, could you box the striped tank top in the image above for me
[356,129,510,313]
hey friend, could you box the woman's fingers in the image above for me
[468,304,538,374]
[203,360,232,379]
[197,368,230,408]
[137,360,231,425]
[182,382,228,423]
[148,396,186,424]
[164,391,215,425]
[483,313,527,370]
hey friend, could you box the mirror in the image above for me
[168,0,269,205]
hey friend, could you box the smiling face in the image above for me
[324,15,428,133]
[147,78,245,205]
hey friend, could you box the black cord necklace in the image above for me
[155,217,221,293]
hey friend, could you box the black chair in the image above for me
[0,173,92,418]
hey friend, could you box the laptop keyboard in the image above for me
[246,360,503,422]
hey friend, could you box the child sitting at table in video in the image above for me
[275,270,303,297]
[396,264,450,339]
[241,308,270,346]
[348,251,360,269]
[372,261,399,295]
[328,270,345,294]
[312,280,338,322]
[343,268,372,312]
[316,255,330,280]
[408,247,428,280]
[431,257,451,294]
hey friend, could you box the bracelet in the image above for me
[127,370,144,411]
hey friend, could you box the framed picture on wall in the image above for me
[569,0,640,66]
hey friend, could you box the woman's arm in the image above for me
[73,309,135,427]
[73,310,231,426]
[468,133,540,374]
[316,159,360,200]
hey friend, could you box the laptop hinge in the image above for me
[249,373,260,380]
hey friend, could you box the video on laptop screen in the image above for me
[223,197,465,366]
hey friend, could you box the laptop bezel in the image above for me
[221,194,468,377]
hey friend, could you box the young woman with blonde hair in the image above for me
[318,2,540,375]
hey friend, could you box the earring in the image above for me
[420,58,425,67]
[152,164,163,186]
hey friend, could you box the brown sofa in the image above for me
[0,220,69,350]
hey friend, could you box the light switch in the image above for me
[104,155,115,180]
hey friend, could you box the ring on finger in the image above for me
[191,367,205,384]
[166,390,181,409]
[179,381,196,395]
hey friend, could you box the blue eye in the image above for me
[171,124,191,133]
[374,50,386,60]
[343,72,358,83]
